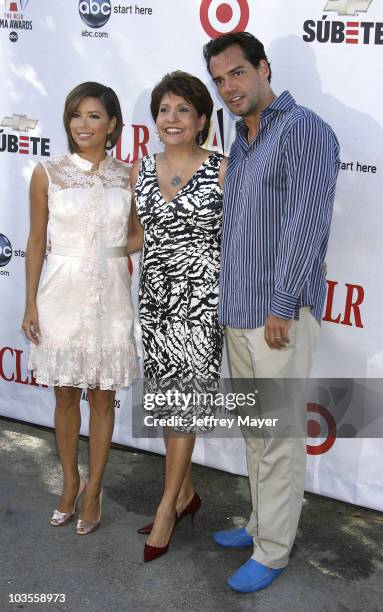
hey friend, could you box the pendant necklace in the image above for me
[171,174,182,187]
[168,158,187,187]
[163,149,200,187]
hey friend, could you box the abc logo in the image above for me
[79,0,111,28]
[9,31,18,43]
[0,234,12,267]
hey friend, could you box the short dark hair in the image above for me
[150,71,213,145]
[203,32,271,82]
[63,82,123,153]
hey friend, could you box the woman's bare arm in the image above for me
[127,159,144,254]
[22,164,48,344]
[218,156,228,189]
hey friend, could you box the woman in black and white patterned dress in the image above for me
[128,72,227,561]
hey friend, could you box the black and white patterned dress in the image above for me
[134,153,224,429]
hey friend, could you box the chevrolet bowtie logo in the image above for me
[1,114,38,131]
[324,0,373,16]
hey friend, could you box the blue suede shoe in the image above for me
[227,559,285,593]
[213,527,253,548]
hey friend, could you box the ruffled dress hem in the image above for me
[29,341,139,390]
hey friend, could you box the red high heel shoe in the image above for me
[177,491,201,524]
[137,492,201,535]
[143,513,177,562]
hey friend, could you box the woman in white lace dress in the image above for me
[22,83,138,534]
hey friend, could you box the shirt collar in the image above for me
[236,90,296,133]
[69,152,111,172]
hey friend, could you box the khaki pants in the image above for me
[226,307,320,568]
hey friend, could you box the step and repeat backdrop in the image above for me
[1,0,382,510]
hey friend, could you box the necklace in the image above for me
[171,174,182,187]
[163,149,200,187]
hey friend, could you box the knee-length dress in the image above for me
[28,153,139,390]
[134,152,224,429]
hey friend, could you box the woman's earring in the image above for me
[106,138,112,149]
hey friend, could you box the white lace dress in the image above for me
[28,153,139,390]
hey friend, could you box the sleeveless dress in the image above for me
[134,152,224,430]
[28,153,139,390]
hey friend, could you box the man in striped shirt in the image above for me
[203,32,339,593]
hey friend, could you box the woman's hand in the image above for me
[22,303,41,345]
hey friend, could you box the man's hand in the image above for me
[264,314,292,349]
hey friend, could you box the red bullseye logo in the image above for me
[306,403,337,455]
[200,0,249,39]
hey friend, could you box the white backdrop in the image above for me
[1,0,382,511]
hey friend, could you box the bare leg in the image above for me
[163,436,194,514]
[176,462,194,513]
[54,386,82,512]
[147,429,196,547]
[80,389,116,522]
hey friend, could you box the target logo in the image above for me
[200,0,249,39]
[306,403,337,455]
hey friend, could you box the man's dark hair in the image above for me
[63,82,123,153]
[150,71,213,145]
[203,32,271,82]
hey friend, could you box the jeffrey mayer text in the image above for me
[144,415,279,429]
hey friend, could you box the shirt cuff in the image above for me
[270,289,298,320]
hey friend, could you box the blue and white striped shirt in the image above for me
[219,90,340,329]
